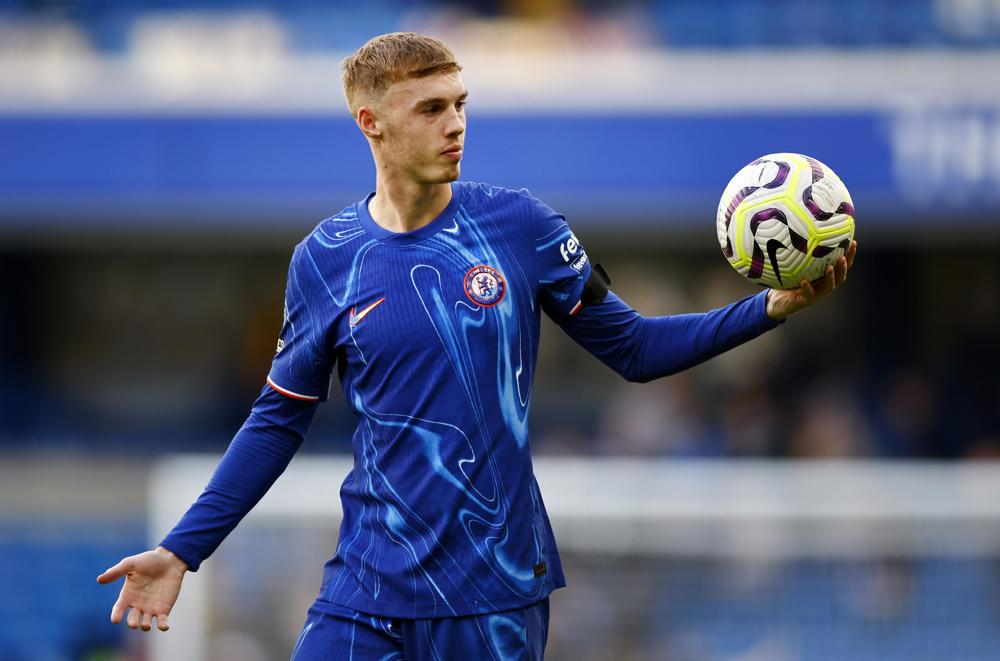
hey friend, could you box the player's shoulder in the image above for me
[458,180,538,204]
[283,202,367,282]
[296,202,365,252]
[457,181,554,217]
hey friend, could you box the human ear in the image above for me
[357,106,381,139]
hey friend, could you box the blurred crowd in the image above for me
[533,241,1000,461]
[1,0,998,54]
[3,238,998,461]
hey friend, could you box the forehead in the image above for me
[383,71,466,107]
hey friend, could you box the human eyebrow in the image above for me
[414,91,469,110]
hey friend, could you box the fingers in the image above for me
[811,266,834,295]
[115,603,170,632]
[111,598,126,624]
[834,255,848,287]
[799,277,816,303]
[127,606,140,630]
[97,557,132,584]
[789,242,854,316]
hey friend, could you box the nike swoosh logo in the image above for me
[349,298,385,327]
[765,239,785,287]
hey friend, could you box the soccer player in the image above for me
[97,32,856,659]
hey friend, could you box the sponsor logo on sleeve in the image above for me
[276,304,289,354]
[559,233,581,262]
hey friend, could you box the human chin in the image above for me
[424,161,460,183]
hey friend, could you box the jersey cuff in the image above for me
[757,290,784,327]
[158,536,203,572]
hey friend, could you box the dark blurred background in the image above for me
[2,1,1000,660]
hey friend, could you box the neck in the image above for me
[368,169,453,234]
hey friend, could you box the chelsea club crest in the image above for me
[464,265,506,307]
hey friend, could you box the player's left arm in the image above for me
[530,189,856,383]
[547,242,856,383]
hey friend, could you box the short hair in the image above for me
[342,32,462,116]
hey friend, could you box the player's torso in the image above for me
[308,183,559,616]
[321,185,541,429]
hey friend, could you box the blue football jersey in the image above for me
[266,181,590,618]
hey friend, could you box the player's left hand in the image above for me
[765,240,856,321]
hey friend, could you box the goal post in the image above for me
[149,457,1000,661]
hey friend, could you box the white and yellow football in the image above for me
[716,153,855,289]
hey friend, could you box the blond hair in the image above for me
[341,32,461,116]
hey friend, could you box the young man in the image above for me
[98,32,855,659]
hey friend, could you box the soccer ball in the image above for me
[716,153,855,290]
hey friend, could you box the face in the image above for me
[364,71,467,184]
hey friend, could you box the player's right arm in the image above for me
[96,545,187,632]
[98,242,334,632]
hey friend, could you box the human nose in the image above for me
[445,106,465,138]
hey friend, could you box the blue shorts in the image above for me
[289,597,550,660]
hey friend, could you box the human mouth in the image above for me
[441,145,463,161]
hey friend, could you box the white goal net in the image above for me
[149,457,1000,661]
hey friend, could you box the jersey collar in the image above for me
[356,181,462,244]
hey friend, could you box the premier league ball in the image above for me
[716,153,855,290]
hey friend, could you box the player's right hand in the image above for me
[97,545,188,632]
